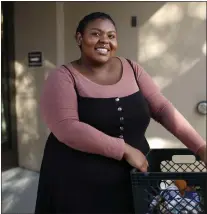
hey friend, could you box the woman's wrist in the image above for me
[123,143,132,159]
[197,144,206,164]
[197,144,206,155]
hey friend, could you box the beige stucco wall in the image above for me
[14,2,57,171]
[14,2,206,171]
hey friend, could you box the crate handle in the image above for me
[172,155,196,164]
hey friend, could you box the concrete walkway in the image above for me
[2,167,39,214]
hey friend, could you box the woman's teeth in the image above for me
[96,48,108,54]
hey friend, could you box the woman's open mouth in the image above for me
[95,48,109,55]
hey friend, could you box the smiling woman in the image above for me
[75,14,117,63]
[72,13,121,85]
[35,12,206,214]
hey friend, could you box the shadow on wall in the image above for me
[136,2,206,148]
[14,2,57,172]
[15,60,55,172]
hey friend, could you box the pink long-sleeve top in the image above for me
[40,57,206,160]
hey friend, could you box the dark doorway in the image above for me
[1,2,18,171]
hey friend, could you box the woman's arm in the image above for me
[40,67,125,160]
[131,61,206,155]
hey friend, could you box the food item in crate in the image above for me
[174,180,187,196]
[147,181,202,214]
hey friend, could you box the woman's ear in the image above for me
[76,32,82,46]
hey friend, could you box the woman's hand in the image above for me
[124,143,148,172]
[197,144,207,166]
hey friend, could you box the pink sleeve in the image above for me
[40,67,125,160]
[131,61,206,154]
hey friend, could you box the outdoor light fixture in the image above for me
[197,101,207,115]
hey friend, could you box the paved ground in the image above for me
[2,167,39,214]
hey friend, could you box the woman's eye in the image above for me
[108,34,115,39]
[92,32,100,37]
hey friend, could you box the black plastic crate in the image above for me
[131,149,207,214]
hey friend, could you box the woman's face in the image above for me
[77,18,118,64]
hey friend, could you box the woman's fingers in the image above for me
[124,143,149,172]
[139,160,149,172]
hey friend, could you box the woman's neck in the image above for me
[78,56,112,74]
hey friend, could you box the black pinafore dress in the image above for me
[35,60,151,214]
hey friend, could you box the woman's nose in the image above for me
[99,34,109,43]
